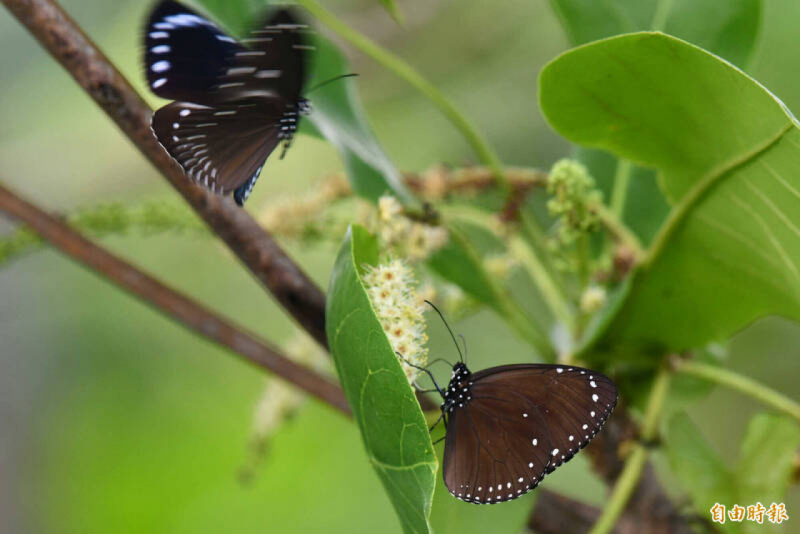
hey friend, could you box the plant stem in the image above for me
[593,203,645,260]
[508,236,573,330]
[610,159,632,218]
[589,365,671,534]
[0,182,351,414]
[296,0,508,193]
[675,360,800,421]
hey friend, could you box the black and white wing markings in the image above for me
[144,0,243,103]
[144,1,315,205]
[444,393,553,504]
[471,365,618,474]
[151,101,283,200]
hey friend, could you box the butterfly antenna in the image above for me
[458,334,469,366]
[424,300,465,364]
[307,73,359,94]
[396,352,445,398]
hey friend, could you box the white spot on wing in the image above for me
[152,78,167,88]
[152,60,170,73]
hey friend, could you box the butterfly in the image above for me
[415,304,618,504]
[143,1,313,206]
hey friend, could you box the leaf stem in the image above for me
[593,203,645,260]
[674,359,800,421]
[589,365,671,534]
[296,0,508,193]
[609,159,632,218]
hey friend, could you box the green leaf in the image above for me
[376,0,405,25]
[736,413,800,509]
[665,413,734,518]
[427,221,501,307]
[666,412,800,531]
[197,0,415,205]
[327,225,437,534]
[427,219,553,356]
[550,0,763,247]
[541,33,800,361]
[302,37,416,205]
[549,0,762,67]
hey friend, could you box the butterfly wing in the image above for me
[233,8,313,102]
[151,100,282,202]
[443,396,553,504]
[144,2,312,104]
[442,364,617,504]
[144,1,244,103]
[145,2,314,204]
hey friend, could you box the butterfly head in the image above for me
[442,362,472,413]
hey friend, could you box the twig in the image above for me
[590,367,672,534]
[1,0,328,347]
[0,182,350,415]
[529,489,641,534]
[673,358,800,421]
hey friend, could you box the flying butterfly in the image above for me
[413,304,618,504]
[143,0,313,205]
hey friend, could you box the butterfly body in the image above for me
[438,362,617,504]
[143,1,312,205]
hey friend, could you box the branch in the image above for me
[2,0,327,347]
[673,358,800,422]
[528,490,641,534]
[0,182,350,415]
[589,367,681,534]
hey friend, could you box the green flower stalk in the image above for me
[547,159,602,244]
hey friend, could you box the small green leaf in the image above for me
[665,412,734,515]
[666,412,800,531]
[549,0,762,67]
[327,225,436,534]
[376,0,405,25]
[736,413,800,509]
[541,33,800,361]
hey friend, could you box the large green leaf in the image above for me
[666,412,799,533]
[551,0,763,246]
[550,0,762,67]
[540,33,800,360]
[197,0,415,205]
[327,225,437,534]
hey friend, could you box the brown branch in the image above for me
[1,0,327,347]
[0,182,350,415]
[529,489,639,534]
[584,406,693,534]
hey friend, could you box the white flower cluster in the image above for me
[362,258,429,383]
[377,195,448,261]
[580,285,607,313]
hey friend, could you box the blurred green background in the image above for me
[1,0,799,532]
